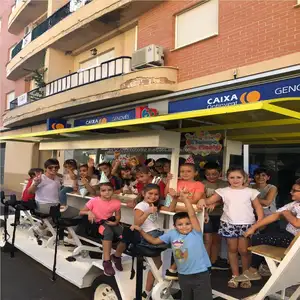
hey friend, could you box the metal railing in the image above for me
[9,56,132,110]
[10,0,91,59]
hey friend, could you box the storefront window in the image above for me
[250,144,300,207]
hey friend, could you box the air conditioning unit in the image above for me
[131,44,164,69]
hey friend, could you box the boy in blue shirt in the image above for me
[131,189,212,300]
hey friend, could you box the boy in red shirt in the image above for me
[22,168,44,201]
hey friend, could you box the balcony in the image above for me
[7,0,164,81]
[3,57,178,127]
[8,0,48,34]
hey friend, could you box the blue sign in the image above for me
[169,77,300,113]
[47,118,68,130]
[74,109,136,127]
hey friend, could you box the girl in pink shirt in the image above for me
[80,182,123,277]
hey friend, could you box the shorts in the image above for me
[204,215,221,234]
[101,223,123,241]
[218,221,252,238]
[140,229,168,249]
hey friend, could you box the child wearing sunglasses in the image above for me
[235,178,300,283]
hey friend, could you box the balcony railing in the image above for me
[10,0,91,59]
[9,56,132,110]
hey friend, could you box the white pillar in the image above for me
[243,144,249,174]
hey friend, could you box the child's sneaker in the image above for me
[60,205,68,213]
[165,269,178,280]
[103,260,115,276]
[111,254,123,271]
[211,258,230,270]
[259,264,271,277]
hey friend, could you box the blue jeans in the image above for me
[59,186,74,205]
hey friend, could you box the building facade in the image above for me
[1,0,300,192]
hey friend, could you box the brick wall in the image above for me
[138,0,300,82]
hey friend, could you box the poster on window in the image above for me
[70,0,87,12]
[183,131,223,156]
[22,32,32,49]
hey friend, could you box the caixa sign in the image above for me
[73,106,159,127]
[169,77,300,113]
[74,109,136,127]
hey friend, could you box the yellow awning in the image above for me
[1,98,300,145]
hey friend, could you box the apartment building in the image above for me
[1,0,300,191]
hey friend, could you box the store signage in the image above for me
[70,0,87,12]
[47,118,68,130]
[22,32,32,49]
[74,106,159,127]
[184,132,222,156]
[135,106,159,118]
[169,77,300,113]
[17,93,28,106]
[74,109,136,127]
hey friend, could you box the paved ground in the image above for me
[1,248,92,300]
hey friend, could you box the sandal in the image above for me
[240,280,252,289]
[228,276,239,288]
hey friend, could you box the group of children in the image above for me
[22,155,300,300]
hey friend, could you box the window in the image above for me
[78,49,115,83]
[79,49,115,70]
[9,44,16,60]
[175,0,219,49]
[6,91,16,109]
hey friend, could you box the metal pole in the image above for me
[243,144,249,174]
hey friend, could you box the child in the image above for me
[131,188,212,300]
[59,159,78,209]
[119,166,138,195]
[98,162,122,193]
[236,178,300,283]
[165,162,205,210]
[78,164,98,196]
[114,184,177,299]
[198,167,264,288]
[22,168,44,201]
[202,162,229,270]
[79,182,123,276]
[164,161,205,280]
[252,167,278,217]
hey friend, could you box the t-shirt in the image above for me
[86,197,121,223]
[134,201,160,232]
[252,184,277,216]
[202,179,228,215]
[159,229,211,275]
[215,187,260,225]
[22,178,35,201]
[35,174,61,204]
[78,177,99,188]
[63,169,78,187]
[109,175,122,190]
[136,181,165,198]
[177,180,205,199]
[277,201,300,236]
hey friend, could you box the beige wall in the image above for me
[74,27,136,70]
[45,48,74,82]
[48,0,69,16]
[42,28,136,83]
[38,150,53,168]
[3,141,39,192]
